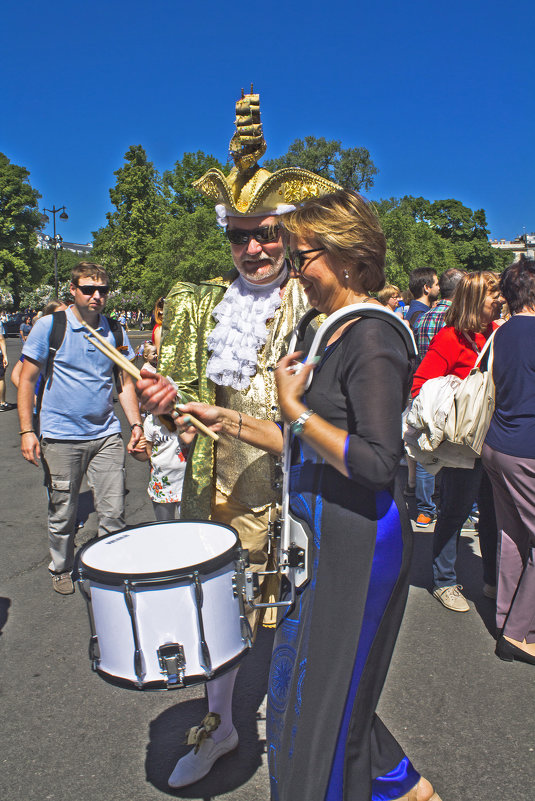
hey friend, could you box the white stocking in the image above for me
[206,666,239,742]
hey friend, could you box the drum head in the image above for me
[79,521,238,580]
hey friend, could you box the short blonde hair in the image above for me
[143,342,157,362]
[445,271,501,333]
[282,190,386,292]
[377,284,400,305]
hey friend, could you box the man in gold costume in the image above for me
[139,88,340,788]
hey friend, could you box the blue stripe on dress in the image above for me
[325,490,420,801]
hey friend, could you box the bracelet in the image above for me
[236,412,243,441]
[19,429,35,436]
[130,422,143,431]
[289,409,315,436]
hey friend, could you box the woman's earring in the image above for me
[343,269,349,282]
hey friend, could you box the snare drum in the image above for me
[76,521,251,689]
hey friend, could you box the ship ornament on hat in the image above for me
[193,84,341,225]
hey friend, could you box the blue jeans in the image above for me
[432,462,498,588]
[415,461,436,516]
[432,462,483,587]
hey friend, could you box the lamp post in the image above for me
[42,205,69,297]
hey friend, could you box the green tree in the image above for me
[92,145,165,291]
[427,201,507,270]
[264,136,378,192]
[0,153,43,303]
[376,196,508,286]
[34,246,86,287]
[163,151,229,214]
[376,197,458,289]
[141,206,234,306]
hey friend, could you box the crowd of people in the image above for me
[2,89,533,801]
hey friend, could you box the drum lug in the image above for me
[288,543,305,568]
[157,643,186,688]
[233,569,259,602]
[243,570,259,603]
[89,635,100,671]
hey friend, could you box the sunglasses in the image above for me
[288,248,325,275]
[76,285,110,296]
[225,224,281,246]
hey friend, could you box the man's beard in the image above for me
[236,252,286,285]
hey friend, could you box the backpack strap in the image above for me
[104,315,125,392]
[34,311,68,431]
[106,316,124,350]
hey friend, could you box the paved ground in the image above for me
[0,333,533,800]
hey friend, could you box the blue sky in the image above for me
[2,0,533,244]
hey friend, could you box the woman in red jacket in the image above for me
[412,271,503,612]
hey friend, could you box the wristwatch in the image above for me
[289,409,315,436]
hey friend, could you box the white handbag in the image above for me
[404,330,496,469]
[451,330,496,454]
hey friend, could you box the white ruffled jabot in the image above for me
[206,267,288,390]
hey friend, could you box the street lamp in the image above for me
[42,205,69,297]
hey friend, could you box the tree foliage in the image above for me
[92,145,165,291]
[0,152,43,302]
[163,151,229,215]
[264,136,378,192]
[376,196,509,289]
[141,206,234,306]
[34,246,86,287]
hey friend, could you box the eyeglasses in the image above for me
[288,248,325,275]
[76,285,110,296]
[225,225,281,246]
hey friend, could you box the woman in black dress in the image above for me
[176,190,441,801]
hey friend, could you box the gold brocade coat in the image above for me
[158,269,311,520]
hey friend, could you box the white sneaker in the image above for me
[432,584,470,612]
[168,726,239,788]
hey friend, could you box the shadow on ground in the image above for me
[0,597,11,634]
[145,627,274,797]
[409,530,496,637]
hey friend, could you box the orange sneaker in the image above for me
[415,513,435,528]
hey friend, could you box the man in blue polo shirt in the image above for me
[18,263,143,594]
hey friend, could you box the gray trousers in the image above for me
[151,500,180,521]
[482,443,535,643]
[41,434,126,574]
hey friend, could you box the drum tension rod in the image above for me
[193,572,213,679]
[123,580,144,688]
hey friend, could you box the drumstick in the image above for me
[83,329,219,442]
[83,322,138,373]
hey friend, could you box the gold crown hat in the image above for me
[193,85,341,225]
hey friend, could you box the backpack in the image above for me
[34,311,124,431]
[403,331,496,471]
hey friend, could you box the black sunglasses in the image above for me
[76,285,110,296]
[288,248,325,275]
[225,224,281,246]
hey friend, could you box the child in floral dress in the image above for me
[133,414,187,521]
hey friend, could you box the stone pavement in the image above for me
[0,334,533,801]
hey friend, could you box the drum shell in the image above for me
[77,522,250,689]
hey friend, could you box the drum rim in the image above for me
[75,519,242,584]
